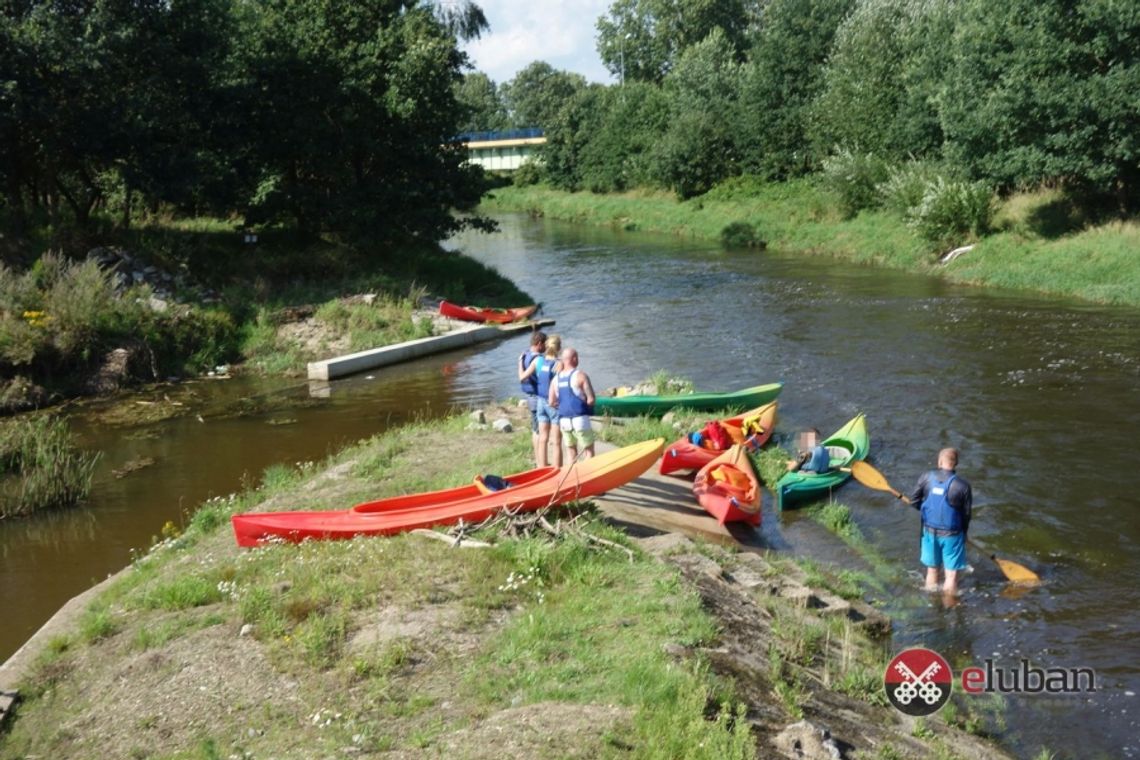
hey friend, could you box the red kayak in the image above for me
[232,438,663,547]
[438,300,538,324]
[692,445,761,526]
[659,402,777,475]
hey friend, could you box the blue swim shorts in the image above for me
[921,529,967,571]
[536,397,560,426]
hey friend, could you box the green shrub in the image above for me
[720,222,764,248]
[512,160,545,187]
[877,161,946,214]
[907,178,995,249]
[821,148,890,218]
[0,415,100,517]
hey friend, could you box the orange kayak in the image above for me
[659,402,777,475]
[231,438,663,547]
[438,300,538,324]
[692,445,761,526]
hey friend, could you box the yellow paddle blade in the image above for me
[992,556,1040,585]
[850,461,899,495]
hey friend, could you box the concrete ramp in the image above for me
[307,318,554,381]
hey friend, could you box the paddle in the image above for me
[849,461,1040,584]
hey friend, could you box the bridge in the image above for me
[457,128,545,172]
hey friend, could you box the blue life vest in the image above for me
[803,445,829,473]
[556,369,592,417]
[920,472,962,532]
[535,355,558,399]
[519,350,539,396]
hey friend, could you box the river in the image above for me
[3,214,1138,758]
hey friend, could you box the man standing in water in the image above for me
[908,447,973,595]
[549,347,596,462]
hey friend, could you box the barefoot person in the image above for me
[908,447,973,596]
[517,331,546,464]
[549,347,596,462]
[520,334,563,466]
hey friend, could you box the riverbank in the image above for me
[0,406,1012,759]
[0,220,531,414]
[482,181,1140,307]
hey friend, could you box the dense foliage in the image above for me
[0,0,490,249]
[464,0,1140,218]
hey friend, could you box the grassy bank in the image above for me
[0,406,1009,759]
[482,181,1140,306]
[0,220,530,409]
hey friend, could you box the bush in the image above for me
[876,161,946,214]
[821,148,890,218]
[720,222,764,248]
[512,160,545,187]
[0,415,100,517]
[907,178,996,249]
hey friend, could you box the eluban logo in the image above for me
[961,660,1097,694]
[886,647,1099,715]
[884,648,953,716]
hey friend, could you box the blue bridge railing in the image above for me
[455,128,544,143]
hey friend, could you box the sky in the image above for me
[462,0,616,85]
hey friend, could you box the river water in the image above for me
[3,214,1138,758]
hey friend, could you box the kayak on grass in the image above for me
[438,300,538,324]
[231,438,664,547]
[595,382,783,418]
[774,413,869,511]
[659,401,778,475]
[692,444,762,526]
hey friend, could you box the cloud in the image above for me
[463,0,614,84]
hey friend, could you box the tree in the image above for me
[736,0,855,178]
[500,61,587,129]
[942,0,1140,208]
[809,0,957,161]
[596,0,752,84]
[455,72,507,132]
[651,28,742,197]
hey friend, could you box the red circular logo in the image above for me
[884,647,953,715]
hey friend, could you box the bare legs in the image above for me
[925,567,960,596]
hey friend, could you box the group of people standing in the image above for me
[517,331,596,467]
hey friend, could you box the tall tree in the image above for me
[455,72,507,132]
[499,61,586,129]
[596,0,752,84]
[809,0,957,161]
[942,0,1140,208]
[736,0,855,178]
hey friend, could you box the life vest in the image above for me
[555,369,592,417]
[803,445,829,473]
[519,350,539,396]
[535,355,558,399]
[920,472,962,532]
[701,421,731,451]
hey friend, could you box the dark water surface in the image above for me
[3,214,1138,758]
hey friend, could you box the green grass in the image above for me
[483,181,1139,306]
[0,414,100,517]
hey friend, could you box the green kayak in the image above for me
[594,382,783,417]
[775,413,869,510]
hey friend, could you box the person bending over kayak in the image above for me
[550,347,596,462]
[520,334,563,467]
[517,331,546,464]
[907,447,973,596]
[786,428,829,473]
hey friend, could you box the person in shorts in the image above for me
[516,331,546,464]
[907,447,973,595]
[549,347,596,462]
[520,334,563,466]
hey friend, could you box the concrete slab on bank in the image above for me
[307,318,555,381]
